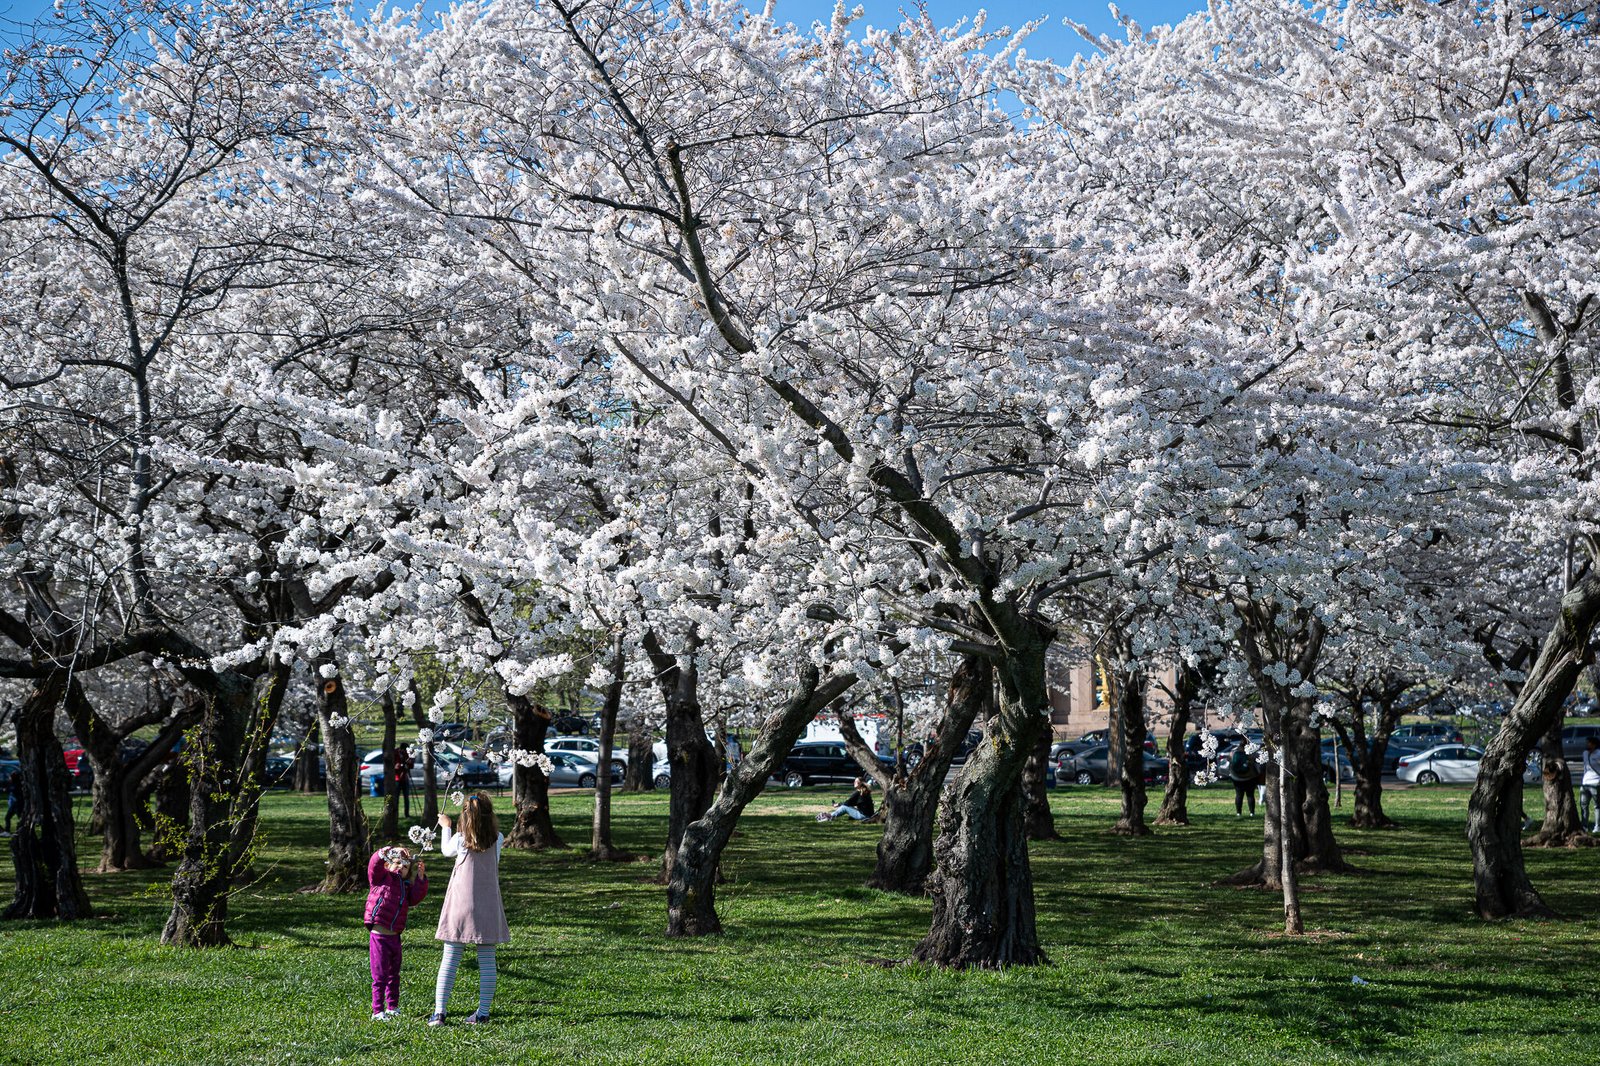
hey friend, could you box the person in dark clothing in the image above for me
[393,746,414,818]
[4,769,21,833]
[1228,745,1260,816]
[817,777,874,822]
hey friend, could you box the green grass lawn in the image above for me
[3,785,1598,1065]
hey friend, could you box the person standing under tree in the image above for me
[392,744,414,818]
[430,794,509,1026]
[1229,744,1260,817]
[1580,736,1600,834]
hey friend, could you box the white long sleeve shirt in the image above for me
[439,825,503,863]
[1581,748,1600,787]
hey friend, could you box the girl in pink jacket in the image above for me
[364,846,428,1021]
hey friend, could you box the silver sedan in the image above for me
[1396,744,1485,784]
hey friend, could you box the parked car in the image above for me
[1560,723,1600,760]
[359,748,497,792]
[1057,745,1168,786]
[1396,744,1484,784]
[548,736,627,776]
[546,750,622,789]
[1391,722,1464,746]
[652,759,670,789]
[778,741,895,787]
[549,714,588,736]
[264,754,297,788]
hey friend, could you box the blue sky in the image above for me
[0,0,1206,63]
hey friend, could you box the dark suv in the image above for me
[778,741,895,787]
[1561,723,1600,760]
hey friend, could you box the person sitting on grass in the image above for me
[364,846,428,1022]
[816,777,875,822]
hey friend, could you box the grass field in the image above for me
[3,784,1598,1065]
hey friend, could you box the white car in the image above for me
[1396,744,1485,784]
[548,736,626,776]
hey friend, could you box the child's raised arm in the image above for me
[405,863,429,904]
[367,848,388,883]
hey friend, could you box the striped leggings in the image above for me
[434,942,497,1018]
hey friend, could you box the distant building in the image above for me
[1048,644,1185,740]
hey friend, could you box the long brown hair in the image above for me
[460,793,500,852]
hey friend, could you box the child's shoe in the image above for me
[463,1011,490,1025]
[383,1009,401,1020]
[428,1012,446,1027]
[372,1012,392,1023]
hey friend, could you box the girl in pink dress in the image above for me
[428,793,510,1026]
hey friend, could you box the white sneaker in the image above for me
[372,1012,390,1023]
[383,1009,401,1020]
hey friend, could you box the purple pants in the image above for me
[369,930,402,1014]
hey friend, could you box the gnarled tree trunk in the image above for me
[1469,573,1600,918]
[622,710,656,792]
[295,719,322,794]
[311,657,369,893]
[1524,713,1592,848]
[506,692,565,850]
[841,655,991,895]
[1330,690,1401,830]
[1021,728,1059,840]
[1109,660,1150,837]
[6,673,91,922]
[591,643,631,861]
[644,630,718,883]
[1224,606,1346,909]
[101,713,194,872]
[63,677,186,873]
[667,665,857,935]
[162,666,275,947]
[915,622,1051,969]
[1155,664,1200,827]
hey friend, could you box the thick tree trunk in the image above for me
[72,686,142,872]
[1110,663,1150,837]
[1349,751,1393,830]
[6,673,92,922]
[1155,667,1196,827]
[915,625,1051,969]
[1021,728,1059,840]
[1524,712,1592,847]
[1333,701,1400,830]
[101,714,192,872]
[379,690,400,845]
[506,693,566,850]
[295,719,322,794]
[1223,703,1348,887]
[622,711,655,792]
[668,665,857,935]
[1288,701,1345,872]
[643,631,718,883]
[591,643,631,861]
[843,656,991,895]
[1468,574,1600,918]
[162,669,265,947]
[311,659,369,893]
[146,753,191,864]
